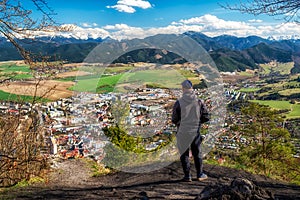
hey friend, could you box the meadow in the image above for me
[0,62,33,80]
[0,90,48,102]
[0,61,299,118]
[238,88,261,93]
[72,69,186,93]
[250,100,300,119]
[259,62,294,75]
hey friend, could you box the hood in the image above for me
[180,90,197,103]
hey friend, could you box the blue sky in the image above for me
[26,0,300,40]
[47,0,265,27]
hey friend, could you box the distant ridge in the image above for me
[1,32,300,72]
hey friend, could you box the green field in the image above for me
[257,78,300,98]
[0,63,188,100]
[259,62,294,75]
[238,88,261,93]
[0,64,30,73]
[250,100,291,110]
[279,88,300,96]
[118,69,184,87]
[178,69,197,78]
[71,74,123,93]
[250,100,300,119]
[105,66,134,74]
[0,90,49,102]
[72,69,185,93]
[238,71,255,77]
[0,62,33,80]
[287,104,300,118]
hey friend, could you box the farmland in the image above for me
[259,62,294,75]
[0,80,74,101]
[0,90,43,102]
[0,61,299,119]
[0,61,206,100]
[0,62,33,80]
[71,65,187,93]
[71,74,123,93]
[250,100,300,119]
[0,62,77,101]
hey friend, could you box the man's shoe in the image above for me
[197,173,208,181]
[182,176,192,182]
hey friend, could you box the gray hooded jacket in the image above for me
[172,90,209,135]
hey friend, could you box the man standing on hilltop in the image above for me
[172,80,209,182]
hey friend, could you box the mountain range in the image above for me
[1,32,300,72]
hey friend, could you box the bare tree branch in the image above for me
[221,0,300,23]
[0,0,62,187]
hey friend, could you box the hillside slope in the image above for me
[1,33,300,72]
[2,160,300,200]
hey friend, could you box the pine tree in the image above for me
[238,103,296,178]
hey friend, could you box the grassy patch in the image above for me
[11,177,46,188]
[71,74,123,93]
[178,69,197,78]
[257,80,300,98]
[250,100,291,110]
[57,76,77,82]
[85,159,111,177]
[286,104,300,119]
[0,63,33,80]
[13,73,33,80]
[238,88,261,93]
[279,88,300,96]
[0,63,31,73]
[0,90,49,103]
[259,62,294,75]
[250,100,300,118]
[238,71,255,77]
[105,66,134,74]
[117,69,184,88]
[72,69,185,93]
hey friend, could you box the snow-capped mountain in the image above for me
[268,35,300,41]
[1,32,300,73]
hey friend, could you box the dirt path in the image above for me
[1,160,300,200]
[48,159,94,188]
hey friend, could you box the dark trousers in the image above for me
[179,133,203,178]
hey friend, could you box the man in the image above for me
[172,80,209,182]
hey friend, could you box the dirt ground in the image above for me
[55,71,91,78]
[2,159,300,200]
[220,73,259,84]
[0,80,74,100]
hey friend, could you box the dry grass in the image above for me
[0,80,74,100]
[55,71,91,78]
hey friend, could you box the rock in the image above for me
[196,177,275,200]
[139,191,149,200]
[231,178,254,195]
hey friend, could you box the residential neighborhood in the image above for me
[0,71,299,163]
[0,83,253,159]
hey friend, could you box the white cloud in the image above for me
[268,22,300,38]
[35,25,111,40]
[81,22,98,28]
[103,24,133,30]
[28,15,300,41]
[107,4,136,13]
[178,14,220,25]
[103,23,146,40]
[107,0,152,13]
[177,14,253,32]
[248,19,263,23]
[118,0,151,9]
[100,15,300,40]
